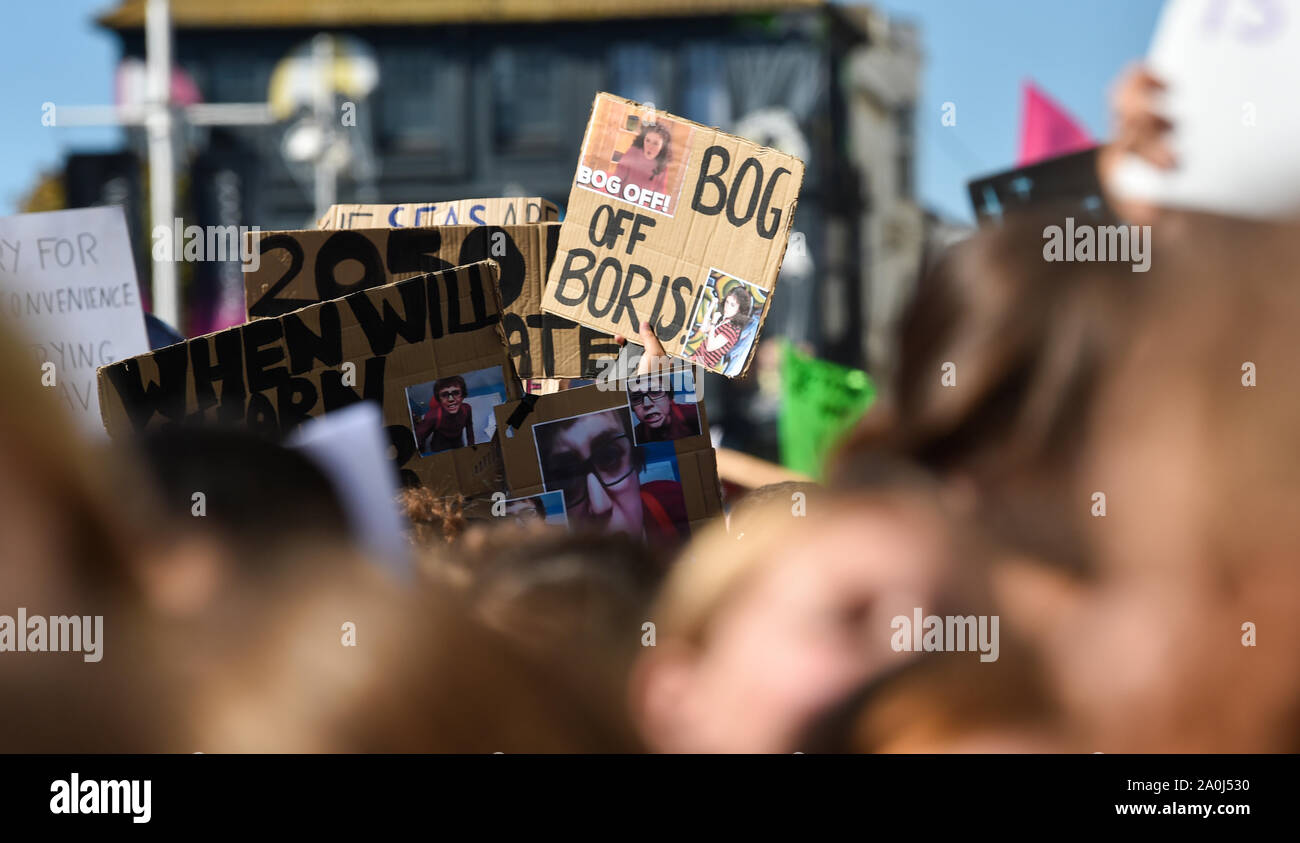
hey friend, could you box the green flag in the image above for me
[778,341,877,480]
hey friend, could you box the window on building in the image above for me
[376,48,468,177]
[491,48,565,157]
[895,105,915,200]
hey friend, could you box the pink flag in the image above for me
[1017,81,1093,167]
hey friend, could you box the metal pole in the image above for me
[312,33,337,220]
[145,0,180,328]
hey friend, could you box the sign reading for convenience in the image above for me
[542,93,805,377]
[243,223,619,380]
[0,206,150,437]
[101,260,519,495]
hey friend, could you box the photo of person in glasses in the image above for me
[502,491,569,530]
[534,407,689,544]
[627,370,701,445]
[406,367,509,457]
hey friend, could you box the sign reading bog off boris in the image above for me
[542,93,805,378]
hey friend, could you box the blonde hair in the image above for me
[654,500,791,647]
[656,486,940,647]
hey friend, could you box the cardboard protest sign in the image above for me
[1112,0,1300,219]
[100,260,518,496]
[0,206,150,436]
[777,341,876,481]
[493,367,722,545]
[243,223,619,380]
[466,489,572,532]
[317,197,560,230]
[542,93,805,377]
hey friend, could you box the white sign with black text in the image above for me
[0,206,150,435]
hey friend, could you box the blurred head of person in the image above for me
[461,524,664,714]
[724,480,825,540]
[0,321,185,751]
[128,426,356,617]
[824,636,1064,754]
[631,475,975,753]
[183,559,639,753]
[832,207,1145,575]
[0,324,142,608]
[995,214,1300,752]
[400,487,468,592]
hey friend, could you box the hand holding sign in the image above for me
[1110,0,1300,219]
[614,321,671,377]
[1097,65,1175,224]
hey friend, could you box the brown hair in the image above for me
[632,123,673,179]
[433,375,468,402]
[831,207,1146,573]
[722,284,753,328]
[0,321,181,750]
[0,322,146,594]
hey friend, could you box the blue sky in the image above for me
[0,1,122,214]
[872,0,1166,220]
[0,1,1166,220]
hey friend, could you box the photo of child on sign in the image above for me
[406,366,508,457]
[683,269,767,376]
[627,365,702,445]
[575,97,694,217]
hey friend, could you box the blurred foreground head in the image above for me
[129,426,357,615]
[464,525,660,657]
[180,559,640,753]
[999,213,1300,752]
[0,324,141,606]
[632,480,982,753]
[0,322,180,750]
[834,208,1145,573]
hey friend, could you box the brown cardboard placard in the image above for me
[492,368,722,544]
[542,93,805,378]
[100,260,518,496]
[243,223,620,379]
[316,197,560,230]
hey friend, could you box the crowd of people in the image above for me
[2,63,1298,754]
